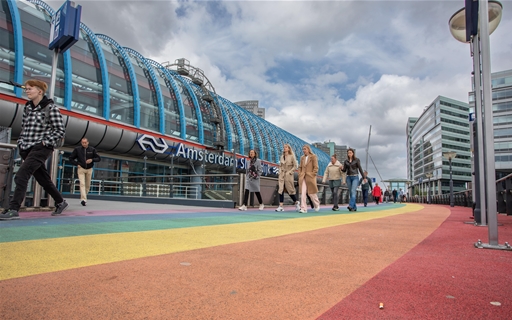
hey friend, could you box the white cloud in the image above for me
[45,0,512,181]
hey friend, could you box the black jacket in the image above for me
[69,146,101,169]
[342,158,364,177]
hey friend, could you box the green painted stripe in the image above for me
[0,205,404,243]
[0,204,424,281]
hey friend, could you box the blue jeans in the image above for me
[362,189,369,206]
[346,175,359,210]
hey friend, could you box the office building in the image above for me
[407,96,471,195]
[234,100,265,119]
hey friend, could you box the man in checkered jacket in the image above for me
[0,79,68,220]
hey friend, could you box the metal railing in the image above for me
[407,173,512,216]
[62,173,239,201]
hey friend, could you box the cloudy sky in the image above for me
[48,0,512,181]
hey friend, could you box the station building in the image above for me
[0,0,330,200]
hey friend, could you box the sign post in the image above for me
[48,0,82,99]
[43,0,81,208]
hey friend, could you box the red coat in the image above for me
[372,185,382,197]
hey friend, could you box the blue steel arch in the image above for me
[6,0,23,98]
[186,78,233,150]
[183,78,214,145]
[79,23,110,119]
[265,122,290,162]
[250,114,274,162]
[26,0,72,108]
[221,97,254,154]
[261,122,280,163]
[239,109,264,160]
[96,34,140,127]
[146,59,186,140]
[229,101,262,158]
[218,96,244,154]
[167,70,204,144]
[212,95,233,151]
[124,47,165,134]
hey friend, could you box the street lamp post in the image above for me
[426,172,433,204]
[449,1,510,250]
[443,152,457,207]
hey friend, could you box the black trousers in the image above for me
[243,189,262,206]
[10,143,63,211]
[279,192,297,203]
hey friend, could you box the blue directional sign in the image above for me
[469,112,475,122]
[49,1,82,52]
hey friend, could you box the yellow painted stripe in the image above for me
[0,204,424,280]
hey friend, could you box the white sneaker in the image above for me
[314,206,320,212]
[275,206,284,212]
[295,202,300,212]
[259,204,265,211]
[238,205,247,211]
[299,209,308,213]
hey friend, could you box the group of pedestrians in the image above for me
[238,145,372,213]
[0,79,100,220]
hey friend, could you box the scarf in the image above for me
[249,157,258,179]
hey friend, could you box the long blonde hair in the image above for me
[302,144,314,155]
[283,143,296,157]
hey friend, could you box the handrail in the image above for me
[496,173,512,184]
[0,142,17,149]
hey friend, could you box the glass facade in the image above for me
[0,0,330,175]
[407,96,471,195]
[490,70,512,175]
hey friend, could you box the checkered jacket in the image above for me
[18,96,65,150]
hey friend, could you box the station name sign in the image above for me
[136,134,233,166]
[136,134,278,175]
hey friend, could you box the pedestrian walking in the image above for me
[322,154,343,211]
[392,189,398,203]
[298,145,320,213]
[372,183,382,205]
[384,189,390,203]
[341,148,365,212]
[359,171,373,207]
[69,137,101,206]
[0,79,68,220]
[238,149,264,211]
[399,188,405,203]
[275,144,300,212]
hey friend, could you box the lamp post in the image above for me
[443,151,457,207]
[425,172,433,204]
[449,1,508,250]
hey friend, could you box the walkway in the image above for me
[1,200,511,319]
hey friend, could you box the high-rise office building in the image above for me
[234,100,265,119]
[312,142,349,164]
[486,69,512,177]
[407,96,471,195]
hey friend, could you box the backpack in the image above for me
[43,103,65,148]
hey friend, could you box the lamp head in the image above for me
[449,0,503,43]
[443,151,458,160]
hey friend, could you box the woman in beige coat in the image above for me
[298,144,320,213]
[275,144,300,212]
[322,154,343,211]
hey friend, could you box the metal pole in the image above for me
[49,49,59,99]
[472,35,487,226]
[479,0,498,245]
[450,158,454,207]
[365,125,371,171]
[142,156,147,197]
[428,177,431,204]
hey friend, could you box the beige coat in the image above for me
[322,160,343,183]
[278,153,298,195]
[298,153,319,194]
